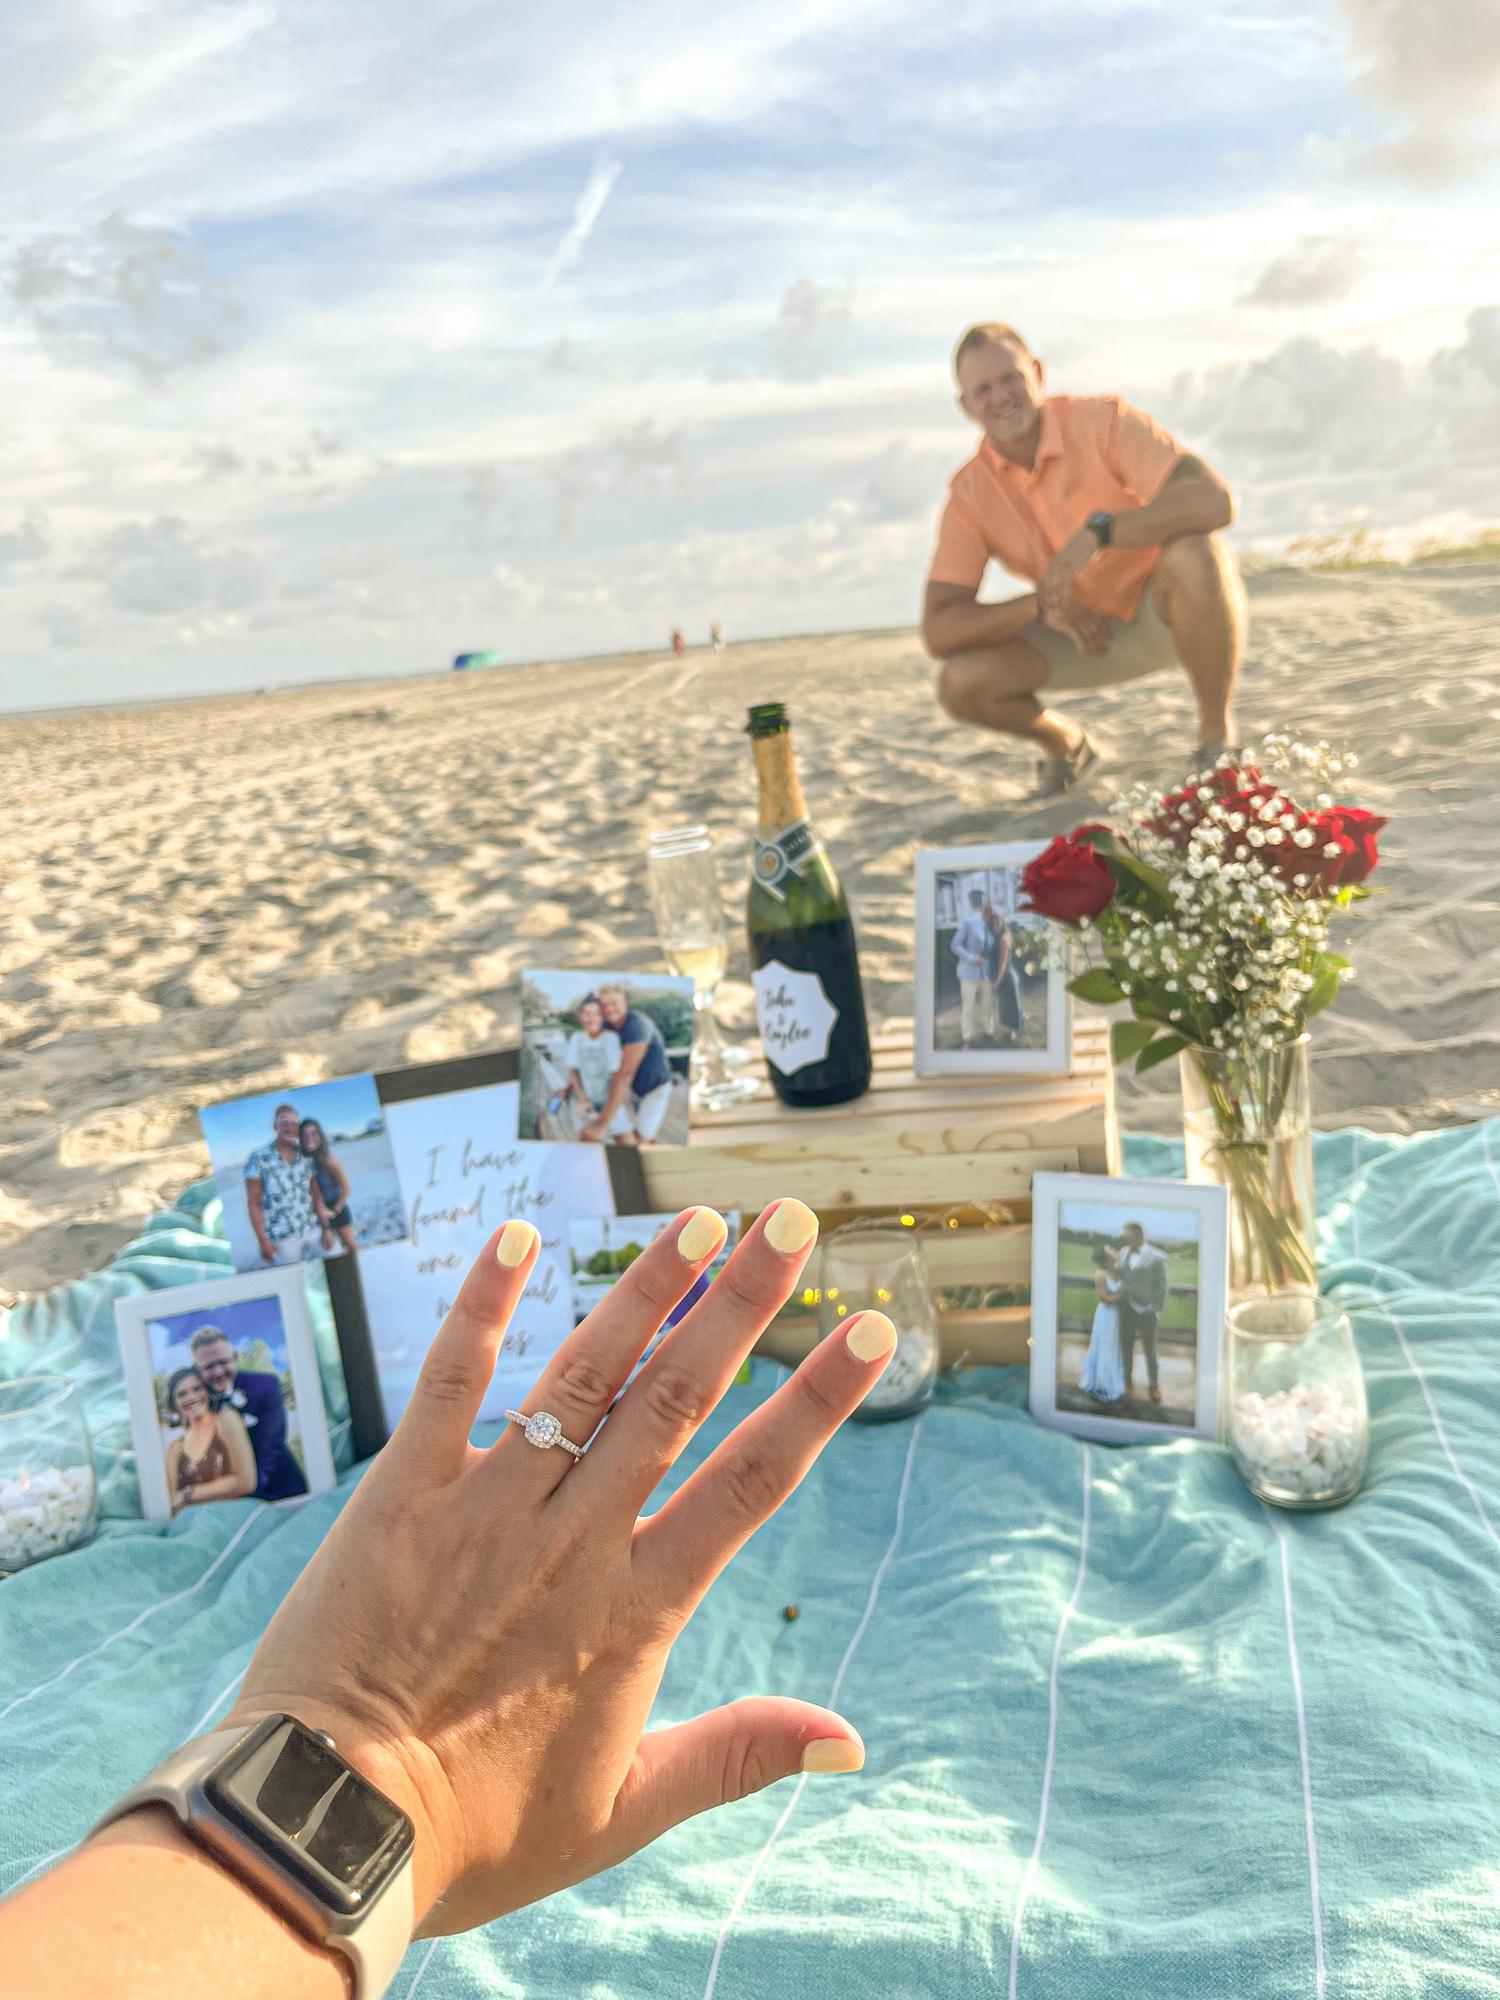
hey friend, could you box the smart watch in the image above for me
[89,1713,416,1999]
[1084,509,1114,548]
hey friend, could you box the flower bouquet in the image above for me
[1021,738,1386,1295]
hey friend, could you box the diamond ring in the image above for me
[503,1409,586,1459]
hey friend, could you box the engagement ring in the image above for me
[503,1409,586,1459]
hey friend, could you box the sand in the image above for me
[3,562,1497,1297]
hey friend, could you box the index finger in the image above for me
[390,1218,540,1479]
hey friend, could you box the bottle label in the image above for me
[752,818,823,904]
[752,959,839,1076]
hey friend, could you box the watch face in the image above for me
[205,1716,414,1916]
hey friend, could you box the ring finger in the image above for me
[491,1204,733,1493]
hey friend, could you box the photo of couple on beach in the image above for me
[199,1074,407,1274]
[1055,1201,1202,1429]
[519,969,694,1146]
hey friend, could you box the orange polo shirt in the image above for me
[928,394,1184,621]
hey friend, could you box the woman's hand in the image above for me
[225,1199,895,1937]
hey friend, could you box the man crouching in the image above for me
[922,321,1246,799]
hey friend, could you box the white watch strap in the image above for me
[90,1727,415,2000]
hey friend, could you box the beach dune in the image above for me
[3,562,1497,1296]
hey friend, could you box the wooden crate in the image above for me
[636,1016,1119,1368]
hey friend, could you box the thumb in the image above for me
[605,1697,865,1860]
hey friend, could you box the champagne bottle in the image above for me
[745,701,872,1107]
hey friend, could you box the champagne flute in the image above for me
[646,825,761,1111]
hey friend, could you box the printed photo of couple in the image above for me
[116,1269,337,1524]
[914,843,1071,1076]
[200,1073,407,1274]
[1055,1201,1202,1428]
[519,969,694,1146]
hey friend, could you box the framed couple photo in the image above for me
[913,842,1070,1075]
[116,1267,337,1524]
[1029,1173,1231,1444]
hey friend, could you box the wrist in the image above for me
[221,1698,453,1935]
[84,1805,355,2000]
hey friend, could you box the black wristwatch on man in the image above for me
[1084,509,1114,549]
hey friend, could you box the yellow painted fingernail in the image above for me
[764,1199,818,1255]
[678,1207,728,1263]
[846,1312,897,1363]
[802,1737,865,1774]
[496,1220,539,1268]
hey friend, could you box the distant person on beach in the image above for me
[921,321,1245,799]
[244,1102,320,1265]
[671,627,686,656]
[709,621,725,652]
[583,985,676,1146]
[300,1117,357,1257]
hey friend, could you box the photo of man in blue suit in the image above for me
[189,1324,309,1500]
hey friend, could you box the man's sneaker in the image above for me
[1030,731,1101,801]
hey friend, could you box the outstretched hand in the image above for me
[226,1200,896,1936]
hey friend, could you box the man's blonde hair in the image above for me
[952,321,1033,383]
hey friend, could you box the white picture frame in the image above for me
[1029,1172,1229,1444]
[913,842,1071,1075]
[116,1267,336,1524]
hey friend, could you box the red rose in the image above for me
[1319,806,1386,886]
[1021,833,1116,926]
[1149,765,1265,846]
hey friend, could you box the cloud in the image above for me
[542,336,586,373]
[1342,0,1500,181]
[0,511,50,573]
[543,159,623,286]
[86,517,267,620]
[770,277,856,380]
[1237,235,1364,309]
[1164,308,1500,539]
[550,418,690,536]
[4,212,243,381]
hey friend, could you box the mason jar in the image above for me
[1225,1292,1368,1509]
[0,1375,101,1574]
[819,1227,940,1423]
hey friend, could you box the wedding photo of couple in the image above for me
[1056,1205,1201,1428]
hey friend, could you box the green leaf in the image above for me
[1135,1032,1188,1074]
[1103,848,1175,912]
[1068,967,1126,1005]
[1111,1018,1159,1063]
[1303,969,1341,1018]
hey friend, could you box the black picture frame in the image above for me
[327,1046,649,1461]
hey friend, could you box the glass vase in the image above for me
[1180,1036,1317,1299]
[0,1375,101,1574]
[818,1227,940,1423]
[1225,1292,1368,1509]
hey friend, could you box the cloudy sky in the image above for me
[3,0,1498,708]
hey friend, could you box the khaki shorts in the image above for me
[1022,588,1180,692]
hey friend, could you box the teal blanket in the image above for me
[5,1125,1500,1997]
